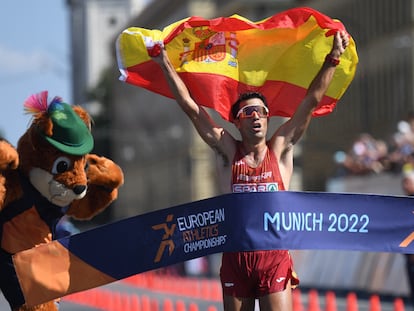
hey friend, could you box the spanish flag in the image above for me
[116,7,358,120]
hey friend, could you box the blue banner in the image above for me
[13,191,414,306]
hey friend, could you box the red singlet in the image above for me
[220,142,299,298]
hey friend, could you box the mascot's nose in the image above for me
[73,185,87,195]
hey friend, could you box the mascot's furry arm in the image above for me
[66,152,124,219]
[0,91,124,311]
[0,139,19,209]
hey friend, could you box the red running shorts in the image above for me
[220,250,299,298]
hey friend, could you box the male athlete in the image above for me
[152,30,349,311]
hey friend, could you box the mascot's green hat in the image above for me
[44,101,94,156]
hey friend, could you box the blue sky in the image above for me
[0,0,70,146]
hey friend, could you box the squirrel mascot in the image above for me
[0,91,124,311]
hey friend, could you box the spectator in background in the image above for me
[338,133,388,175]
[333,112,414,177]
[388,113,414,173]
[401,163,414,306]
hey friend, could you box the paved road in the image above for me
[0,295,103,311]
[0,281,406,311]
[0,279,222,311]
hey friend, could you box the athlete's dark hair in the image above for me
[231,92,268,120]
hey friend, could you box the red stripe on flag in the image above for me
[124,68,337,120]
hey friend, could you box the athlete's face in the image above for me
[235,98,269,140]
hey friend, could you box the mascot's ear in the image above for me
[72,105,93,130]
[17,114,53,174]
[33,114,54,137]
[17,113,51,155]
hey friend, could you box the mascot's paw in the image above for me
[0,139,19,210]
[0,139,19,171]
[66,154,124,220]
[86,154,124,190]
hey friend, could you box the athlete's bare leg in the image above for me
[258,281,292,311]
[222,281,292,311]
[223,295,256,311]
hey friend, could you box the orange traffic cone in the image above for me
[369,295,381,311]
[346,292,358,311]
[394,298,405,311]
[307,290,321,311]
[325,291,337,311]
[293,289,304,311]
[163,299,174,311]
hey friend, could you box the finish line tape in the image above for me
[13,191,414,306]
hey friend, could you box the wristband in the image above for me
[325,54,340,66]
[147,43,162,57]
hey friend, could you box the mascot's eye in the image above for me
[52,156,72,174]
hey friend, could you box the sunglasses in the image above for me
[236,104,269,119]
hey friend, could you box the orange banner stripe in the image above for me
[13,241,115,307]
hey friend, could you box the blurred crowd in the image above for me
[334,112,414,177]
[333,113,414,305]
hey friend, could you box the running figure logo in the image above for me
[152,214,176,262]
[399,211,414,249]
